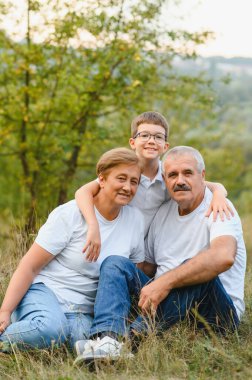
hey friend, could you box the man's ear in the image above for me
[202,169,206,180]
[129,137,136,151]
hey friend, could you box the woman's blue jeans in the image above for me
[0,283,93,351]
[89,256,239,337]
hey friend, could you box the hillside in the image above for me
[174,56,252,77]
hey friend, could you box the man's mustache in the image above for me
[173,184,191,192]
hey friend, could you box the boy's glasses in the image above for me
[133,131,166,144]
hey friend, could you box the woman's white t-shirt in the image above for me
[34,200,144,313]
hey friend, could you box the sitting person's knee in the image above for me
[31,315,69,346]
[101,255,132,270]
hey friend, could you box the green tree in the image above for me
[0,0,212,231]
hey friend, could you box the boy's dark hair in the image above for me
[131,111,169,139]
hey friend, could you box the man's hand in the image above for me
[138,278,170,314]
[83,223,101,262]
[0,310,11,334]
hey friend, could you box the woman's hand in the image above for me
[0,310,11,334]
[83,223,101,262]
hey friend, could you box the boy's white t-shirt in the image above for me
[130,161,170,237]
[34,200,144,314]
[145,188,246,318]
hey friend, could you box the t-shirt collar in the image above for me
[141,161,163,185]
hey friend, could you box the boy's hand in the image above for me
[83,223,101,262]
[205,191,234,221]
[0,310,11,334]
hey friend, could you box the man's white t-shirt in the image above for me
[34,200,144,314]
[130,161,170,237]
[145,188,246,318]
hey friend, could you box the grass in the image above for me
[0,215,252,380]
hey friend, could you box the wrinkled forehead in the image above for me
[104,163,142,178]
[163,153,198,172]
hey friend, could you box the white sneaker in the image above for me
[74,336,133,364]
[74,339,97,356]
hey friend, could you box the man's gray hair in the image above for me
[162,146,205,173]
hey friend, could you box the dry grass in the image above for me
[0,215,252,380]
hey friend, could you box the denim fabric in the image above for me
[89,255,239,337]
[89,255,149,337]
[0,283,93,351]
[132,278,239,335]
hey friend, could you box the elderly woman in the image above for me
[0,148,144,352]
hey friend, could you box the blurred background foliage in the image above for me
[0,0,251,232]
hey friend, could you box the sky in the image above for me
[2,0,252,58]
[166,0,252,58]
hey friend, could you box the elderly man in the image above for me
[75,146,246,361]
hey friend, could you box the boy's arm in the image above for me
[205,181,234,221]
[75,180,101,261]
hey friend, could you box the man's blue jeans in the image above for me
[0,283,93,351]
[89,256,239,337]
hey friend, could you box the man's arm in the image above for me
[138,235,237,313]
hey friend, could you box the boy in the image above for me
[75,111,232,261]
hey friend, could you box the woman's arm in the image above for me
[205,181,234,221]
[0,243,54,333]
[75,180,101,261]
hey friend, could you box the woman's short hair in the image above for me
[96,147,142,177]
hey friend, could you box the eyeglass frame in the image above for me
[133,131,167,144]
